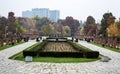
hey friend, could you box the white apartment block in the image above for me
[22,8,60,22]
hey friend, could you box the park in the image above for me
[0,11,120,74]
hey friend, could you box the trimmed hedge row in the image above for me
[67,40,92,52]
[86,51,99,58]
[23,51,37,57]
[23,39,99,58]
[38,52,83,58]
[67,40,99,58]
[23,40,47,57]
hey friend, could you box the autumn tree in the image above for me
[57,19,65,25]
[84,16,97,36]
[86,16,95,25]
[62,16,80,36]
[0,17,8,46]
[49,24,56,34]
[8,12,16,34]
[0,17,8,31]
[34,17,52,31]
[41,25,50,35]
[0,17,8,39]
[99,12,115,37]
[108,19,120,37]
[0,12,37,45]
[14,20,27,33]
[41,24,56,35]
[62,25,71,36]
[7,12,25,43]
[79,27,84,35]
[55,23,63,35]
[17,17,36,33]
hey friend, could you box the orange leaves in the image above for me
[107,23,120,37]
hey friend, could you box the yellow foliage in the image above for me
[108,23,120,37]
[80,27,84,35]
[41,24,56,35]
[62,25,71,36]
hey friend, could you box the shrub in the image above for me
[36,40,48,52]
[23,38,29,42]
[67,40,99,58]
[23,50,37,57]
[75,39,78,42]
[85,51,99,58]
[38,52,83,58]
[67,40,92,52]
[36,38,40,42]
[23,39,99,58]
[23,40,48,57]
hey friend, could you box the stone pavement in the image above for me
[0,40,120,74]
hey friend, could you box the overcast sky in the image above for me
[0,0,120,21]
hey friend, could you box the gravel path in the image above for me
[0,40,120,74]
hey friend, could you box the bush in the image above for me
[67,40,99,58]
[23,50,37,57]
[36,38,40,42]
[23,40,48,57]
[22,39,99,58]
[38,52,83,58]
[85,51,99,58]
[36,40,47,52]
[67,40,92,52]
[11,42,14,46]
[85,38,93,42]
[75,39,78,42]
[23,37,29,42]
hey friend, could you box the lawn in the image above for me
[91,42,120,53]
[9,51,98,63]
[17,57,98,63]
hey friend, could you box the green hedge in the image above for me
[67,40,99,58]
[23,40,99,58]
[23,50,37,57]
[23,40,47,57]
[38,52,83,58]
[85,51,99,58]
[67,40,92,52]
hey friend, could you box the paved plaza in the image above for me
[0,40,120,74]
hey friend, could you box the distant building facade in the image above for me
[49,10,60,22]
[22,10,32,18]
[79,20,83,28]
[22,8,60,22]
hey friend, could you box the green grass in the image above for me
[0,41,25,51]
[9,42,99,63]
[33,57,97,63]
[91,42,120,53]
[9,50,99,63]
[10,52,99,63]
[13,56,98,63]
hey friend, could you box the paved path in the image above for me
[0,40,120,74]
